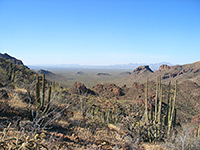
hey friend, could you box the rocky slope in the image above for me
[122,61,200,85]
[0,53,24,65]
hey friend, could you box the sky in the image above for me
[0,0,200,66]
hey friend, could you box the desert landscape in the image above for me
[0,0,200,149]
[0,53,200,149]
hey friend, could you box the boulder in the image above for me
[70,82,95,95]
[92,83,124,98]
[159,64,170,71]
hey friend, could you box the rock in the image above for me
[70,82,95,95]
[92,83,124,98]
[159,64,170,71]
[97,73,111,76]
[0,89,9,99]
[38,69,55,76]
[76,71,85,75]
[132,65,153,74]
[132,82,144,89]
[120,71,131,75]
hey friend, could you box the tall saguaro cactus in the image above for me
[145,78,149,124]
[35,75,40,108]
[34,74,52,113]
[41,73,45,109]
[155,76,159,122]
[167,80,177,137]
[158,84,162,126]
[165,81,171,126]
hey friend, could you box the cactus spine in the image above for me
[145,78,148,124]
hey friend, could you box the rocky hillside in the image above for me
[0,54,200,149]
[0,56,36,88]
[0,53,24,65]
[122,61,200,85]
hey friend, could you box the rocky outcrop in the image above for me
[120,72,131,75]
[132,66,153,74]
[0,53,24,66]
[92,83,124,98]
[38,69,55,76]
[159,64,170,71]
[70,82,95,95]
[97,73,111,76]
[76,71,85,75]
[132,82,145,89]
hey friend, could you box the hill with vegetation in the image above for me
[0,53,200,149]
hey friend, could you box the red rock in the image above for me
[159,64,170,71]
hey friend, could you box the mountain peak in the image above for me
[132,65,154,74]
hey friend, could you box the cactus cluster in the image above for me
[143,76,177,141]
[32,73,52,129]
[34,74,51,113]
[7,63,16,82]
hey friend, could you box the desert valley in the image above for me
[0,53,200,149]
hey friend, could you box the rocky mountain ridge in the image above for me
[126,61,200,85]
[0,53,24,66]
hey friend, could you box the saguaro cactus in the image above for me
[145,78,149,124]
[44,86,51,113]
[165,81,171,126]
[167,80,177,136]
[41,73,45,109]
[35,75,40,108]
[34,74,51,113]
[155,77,158,122]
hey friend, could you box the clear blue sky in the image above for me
[0,0,200,65]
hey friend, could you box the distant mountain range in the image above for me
[0,52,172,71]
[28,62,173,71]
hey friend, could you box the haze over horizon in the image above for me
[0,0,200,66]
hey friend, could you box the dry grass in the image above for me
[14,88,27,93]
[8,94,30,109]
[142,143,165,150]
